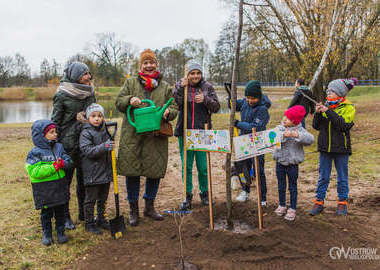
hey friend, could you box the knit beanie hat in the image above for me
[86,103,105,119]
[284,105,306,125]
[187,61,203,74]
[327,78,358,97]
[139,49,158,67]
[43,123,57,136]
[63,62,90,83]
[245,80,262,99]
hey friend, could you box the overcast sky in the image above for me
[0,0,232,75]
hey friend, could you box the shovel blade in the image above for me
[110,215,126,239]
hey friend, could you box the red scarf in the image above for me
[138,71,160,92]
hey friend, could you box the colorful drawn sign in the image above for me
[185,129,231,153]
[233,127,282,161]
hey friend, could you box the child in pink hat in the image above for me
[273,105,314,221]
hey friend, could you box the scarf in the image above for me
[57,82,94,100]
[138,71,160,92]
[325,96,345,109]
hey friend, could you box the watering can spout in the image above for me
[159,97,173,116]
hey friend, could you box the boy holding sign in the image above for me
[233,80,270,203]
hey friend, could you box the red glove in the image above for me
[58,158,65,169]
[53,161,60,172]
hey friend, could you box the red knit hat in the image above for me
[43,123,57,135]
[284,105,306,125]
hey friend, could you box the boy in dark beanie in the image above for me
[25,120,72,246]
[288,78,315,128]
[232,80,270,203]
[310,78,357,216]
[80,103,113,234]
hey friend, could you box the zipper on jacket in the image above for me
[328,121,331,152]
[344,133,347,149]
[192,87,195,129]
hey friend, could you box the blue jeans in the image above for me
[242,155,267,202]
[126,176,161,203]
[276,163,299,210]
[316,152,349,201]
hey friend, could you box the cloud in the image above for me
[0,0,230,73]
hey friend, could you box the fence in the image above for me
[218,79,380,88]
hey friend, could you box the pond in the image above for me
[0,98,230,124]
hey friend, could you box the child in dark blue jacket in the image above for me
[25,120,72,246]
[233,80,270,203]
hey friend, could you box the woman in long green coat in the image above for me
[115,49,178,226]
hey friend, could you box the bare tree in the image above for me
[89,32,137,85]
[0,56,15,87]
[242,0,380,98]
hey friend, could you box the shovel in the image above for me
[105,121,126,239]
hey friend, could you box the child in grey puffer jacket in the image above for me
[273,105,314,221]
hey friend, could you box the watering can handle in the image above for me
[127,99,155,128]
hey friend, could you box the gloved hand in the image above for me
[53,161,60,172]
[233,119,240,127]
[58,158,65,169]
[104,140,114,151]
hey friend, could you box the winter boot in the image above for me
[63,203,75,230]
[96,201,110,230]
[310,199,324,216]
[41,211,53,246]
[129,201,139,226]
[85,222,102,235]
[144,199,164,221]
[179,193,193,211]
[56,227,68,244]
[84,201,101,234]
[336,200,348,216]
[42,231,53,246]
[200,191,209,206]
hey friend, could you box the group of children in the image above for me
[231,78,356,221]
[26,103,113,245]
[25,75,357,245]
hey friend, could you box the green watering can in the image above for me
[127,98,173,134]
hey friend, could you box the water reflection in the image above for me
[0,98,230,124]
[0,101,53,123]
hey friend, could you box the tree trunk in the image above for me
[309,0,340,93]
[226,0,244,228]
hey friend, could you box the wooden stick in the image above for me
[252,128,263,230]
[205,123,214,230]
[183,65,188,200]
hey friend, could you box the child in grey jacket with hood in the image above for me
[273,105,314,221]
[79,103,114,234]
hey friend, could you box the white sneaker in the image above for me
[284,208,296,221]
[274,205,287,216]
[261,201,267,207]
[231,176,240,190]
[236,190,249,202]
